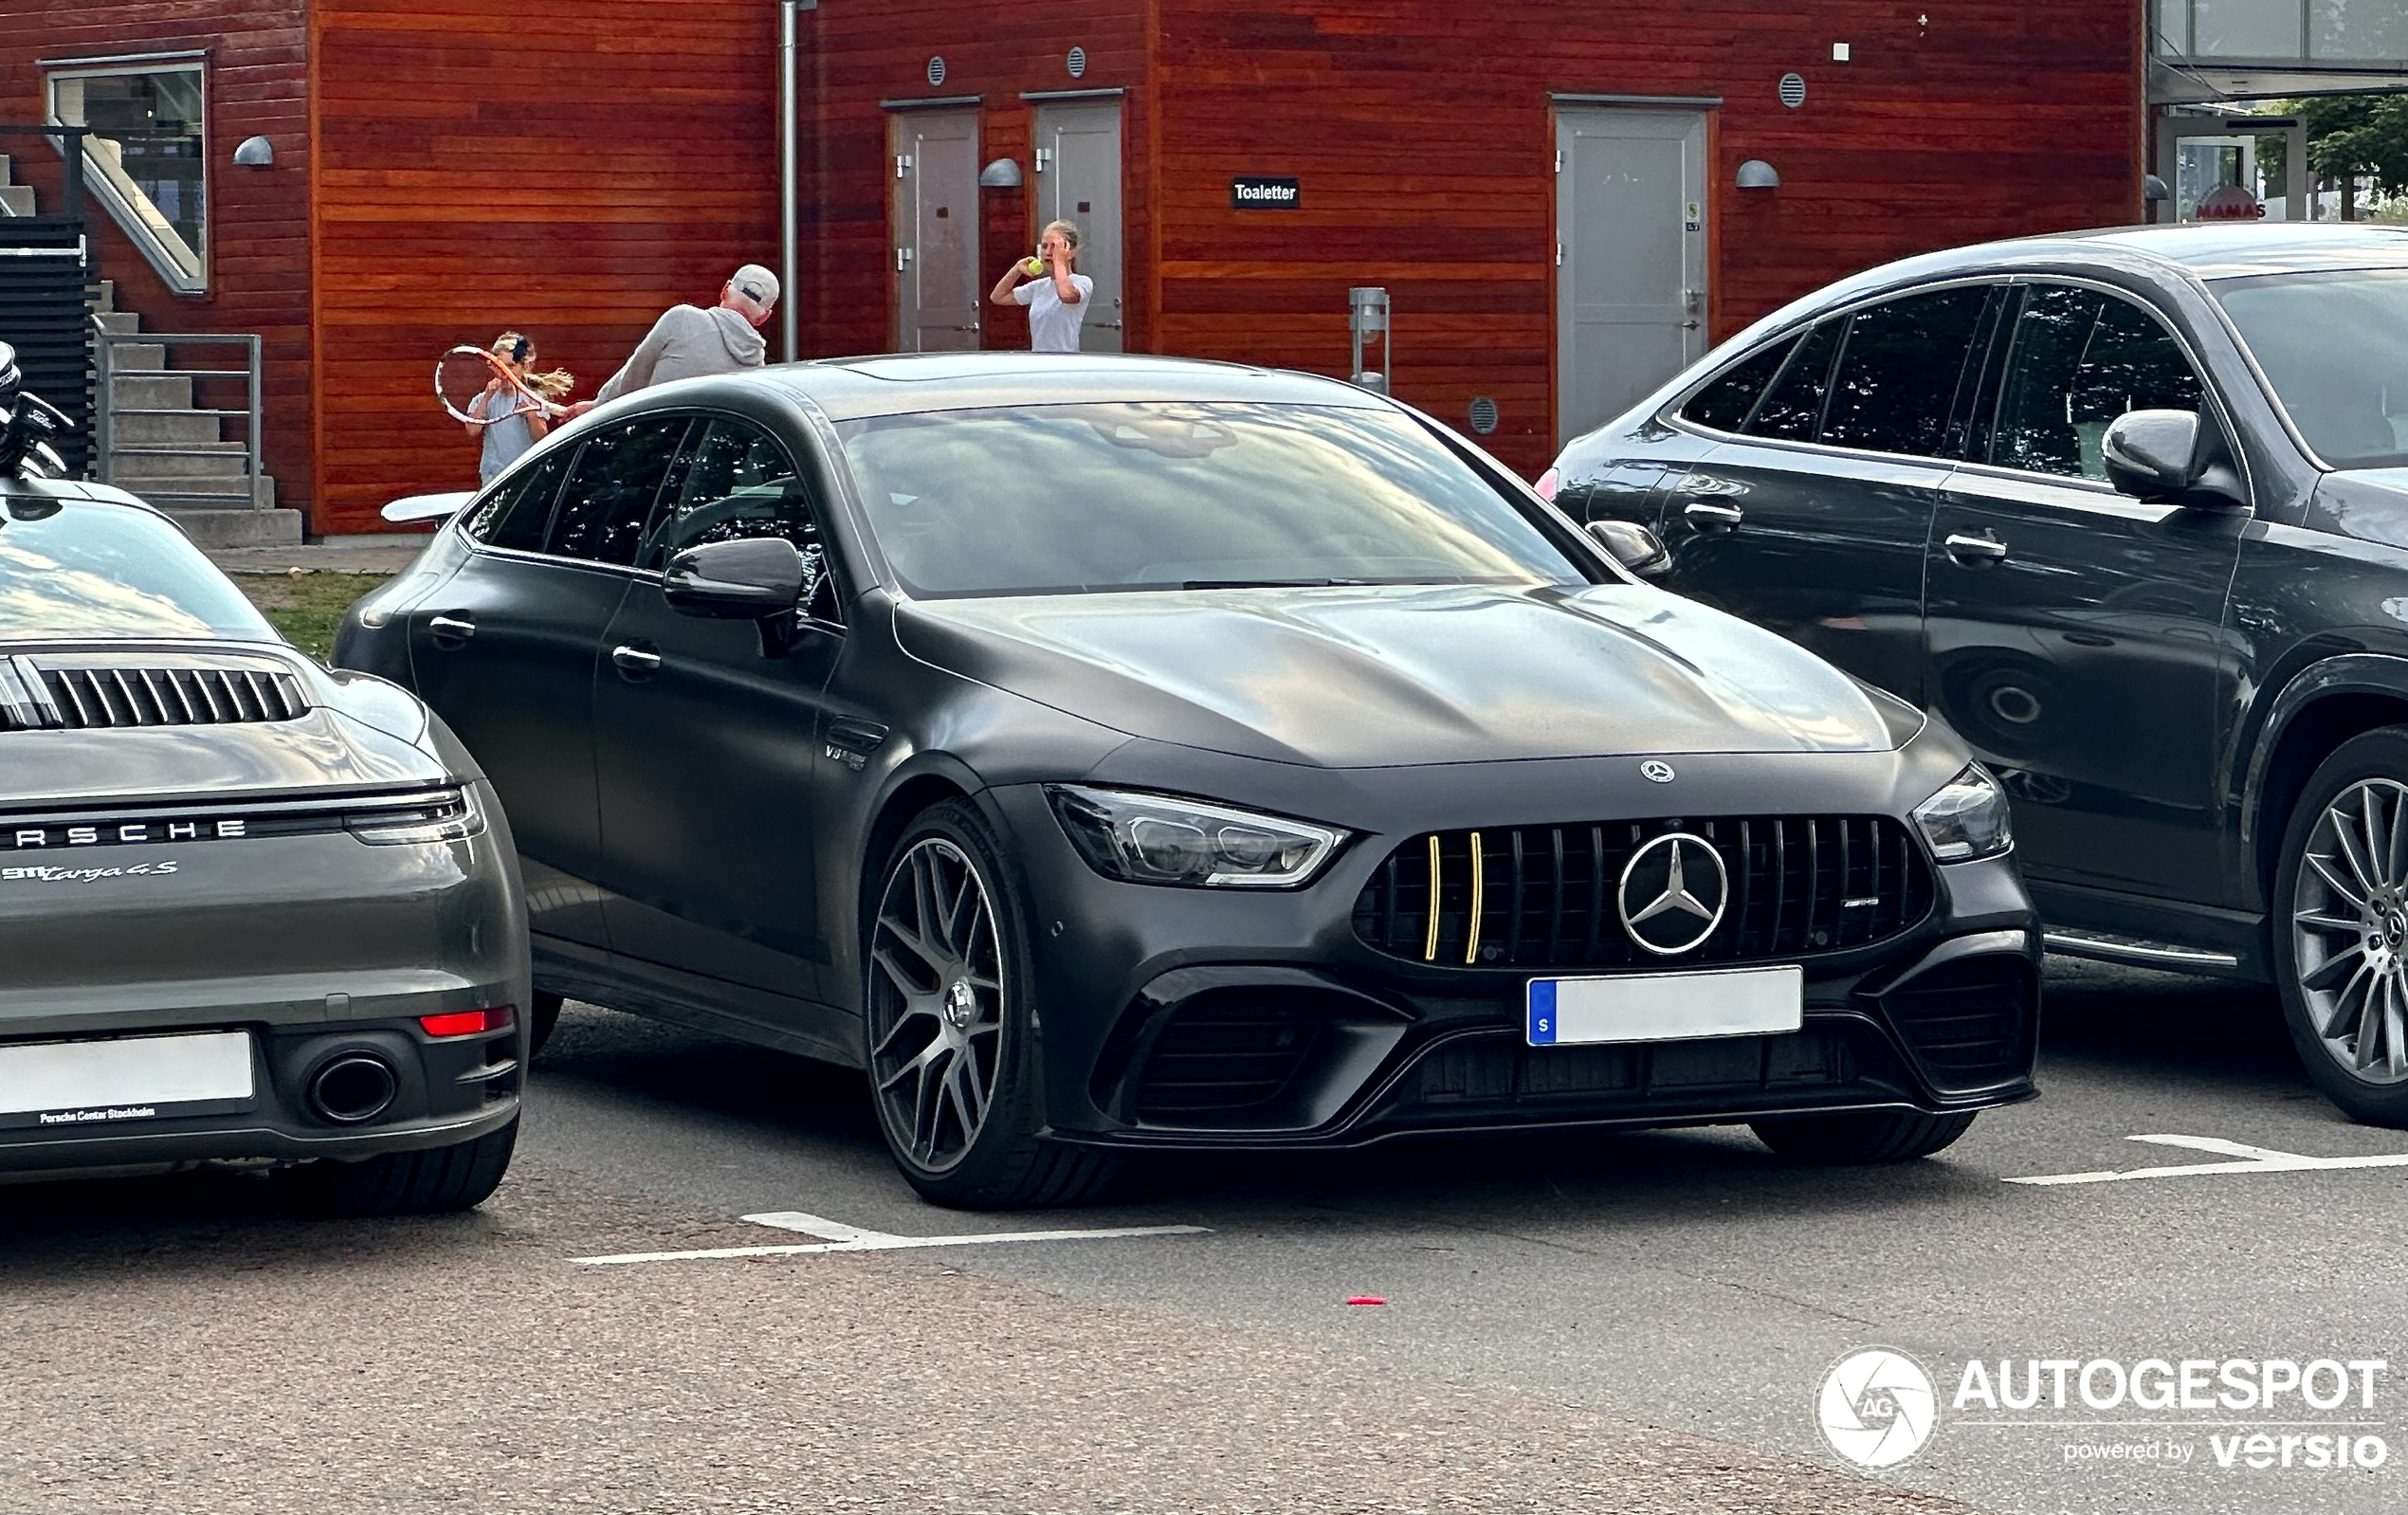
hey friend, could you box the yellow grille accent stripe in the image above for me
[1424,834,1442,960]
[1465,831,1485,965]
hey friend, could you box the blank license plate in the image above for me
[1527,965,1803,1047]
[0,1031,255,1130]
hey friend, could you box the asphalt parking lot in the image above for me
[7,956,2403,1515]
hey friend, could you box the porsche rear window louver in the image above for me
[16,666,308,730]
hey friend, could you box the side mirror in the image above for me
[665,538,807,619]
[1587,518,1671,577]
[2102,409,2247,510]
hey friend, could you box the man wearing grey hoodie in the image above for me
[576,265,781,412]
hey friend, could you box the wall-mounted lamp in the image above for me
[977,157,1024,189]
[232,136,275,167]
[1735,158,1779,190]
[2143,173,2171,203]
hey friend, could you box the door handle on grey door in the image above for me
[1683,500,1743,532]
[611,644,662,680]
[1943,532,2009,566]
[427,613,476,645]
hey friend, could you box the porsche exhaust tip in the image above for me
[308,1054,398,1124]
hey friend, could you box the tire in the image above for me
[277,1118,519,1218]
[2271,726,2408,1127]
[1749,1109,1977,1164]
[528,991,564,1058]
[862,799,1120,1210]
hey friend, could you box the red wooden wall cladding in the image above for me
[312,0,781,533]
[0,0,316,520]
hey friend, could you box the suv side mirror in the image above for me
[2102,409,2247,510]
[1586,518,1671,577]
[664,538,805,619]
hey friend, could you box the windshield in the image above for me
[831,401,1586,598]
[0,498,276,641]
[2215,269,2408,469]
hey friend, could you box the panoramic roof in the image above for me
[758,353,1383,422]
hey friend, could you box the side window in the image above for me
[1992,287,2205,481]
[1818,286,1992,458]
[1746,319,1843,442]
[645,419,840,620]
[464,448,569,553]
[1681,335,1799,433]
[549,419,692,565]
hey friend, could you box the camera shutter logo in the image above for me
[1817,1348,1938,1469]
[1617,831,1727,955]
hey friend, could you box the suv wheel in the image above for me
[2273,727,2408,1126]
[1749,1109,1976,1163]
[862,800,1119,1209]
[277,1118,519,1217]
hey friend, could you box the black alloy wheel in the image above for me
[2274,727,2408,1126]
[1749,1108,1977,1164]
[862,799,1118,1208]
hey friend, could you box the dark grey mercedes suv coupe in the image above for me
[0,345,528,1214]
[339,353,2038,1208]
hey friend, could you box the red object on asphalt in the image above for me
[1347,1296,1387,1305]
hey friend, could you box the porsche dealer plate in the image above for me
[0,1031,256,1130]
[1526,965,1803,1047]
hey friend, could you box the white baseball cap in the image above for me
[729,264,780,308]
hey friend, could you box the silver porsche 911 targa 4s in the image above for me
[0,350,529,1214]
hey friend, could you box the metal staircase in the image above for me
[0,149,299,546]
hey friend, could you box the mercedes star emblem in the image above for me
[1617,832,1729,956]
[1641,759,1676,783]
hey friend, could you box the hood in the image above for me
[0,645,446,808]
[895,583,1905,769]
[708,305,768,367]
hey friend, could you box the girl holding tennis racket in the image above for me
[450,332,573,484]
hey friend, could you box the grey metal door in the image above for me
[1033,100,1123,353]
[1557,107,1707,444]
[891,109,981,352]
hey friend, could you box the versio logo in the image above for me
[1819,1348,1940,1469]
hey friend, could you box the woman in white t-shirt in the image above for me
[989,220,1094,353]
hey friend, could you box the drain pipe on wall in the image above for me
[779,0,813,363]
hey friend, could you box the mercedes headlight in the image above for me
[1912,765,2013,863]
[1046,785,1346,888]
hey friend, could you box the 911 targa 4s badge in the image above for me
[342,351,2040,1209]
[0,341,530,1215]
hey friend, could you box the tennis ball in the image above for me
[1022,256,1046,277]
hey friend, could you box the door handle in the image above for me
[427,612,476,645]
[611,643,662,680]
[1683,500,1743,532]
[1943,532,2009,566]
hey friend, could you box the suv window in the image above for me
[645,418,840,620]
[1681,335,1799,433]
[1746,319,1843,442]
[549,419,693,565]
[1992,286,2204,481]
[1819,286,1991,458]
[465,448,570,553]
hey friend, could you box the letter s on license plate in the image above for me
[1527,965,1803,1047]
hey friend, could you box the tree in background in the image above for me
[2288,93,2408,218]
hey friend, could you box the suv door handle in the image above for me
[1943,532,2009,566]
[427,613,476,645]
[611,643,662,679]
[1683,501,1743,532]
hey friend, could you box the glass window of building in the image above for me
[47,63,209,293]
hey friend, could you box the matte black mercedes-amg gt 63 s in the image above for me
[1547,224,2408,1130]
[340,353,2037,1207]
[0,343,528,1214]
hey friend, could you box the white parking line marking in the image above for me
[573,1210,1209,1267]
[2007,1133,2408,1187]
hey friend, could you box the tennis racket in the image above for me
[435,345,566,426]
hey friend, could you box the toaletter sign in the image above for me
[1231,175,1300,210]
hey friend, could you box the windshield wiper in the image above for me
[1179,577,1380,590]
